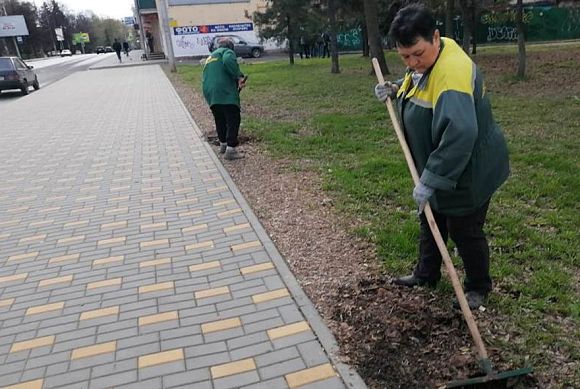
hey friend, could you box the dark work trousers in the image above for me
[413,199,492,294]
[210,104,240,147]
[115,50,122,61]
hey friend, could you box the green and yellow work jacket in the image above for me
[202,47,244,107]
[396,37,509,216]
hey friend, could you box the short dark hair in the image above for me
[218,37,234,51]
[389,4,436,47]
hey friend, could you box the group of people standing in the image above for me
[299,31,331,59]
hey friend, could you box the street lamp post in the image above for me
[156,0,176,72]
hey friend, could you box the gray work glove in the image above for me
[374,81,399,102]
[413,182,434,214]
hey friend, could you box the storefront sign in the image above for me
[173,23,253,35]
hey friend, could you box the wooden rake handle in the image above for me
[371,58,491,367]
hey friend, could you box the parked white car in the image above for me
[60,49,72,57]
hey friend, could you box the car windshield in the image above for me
[0,58,13,70]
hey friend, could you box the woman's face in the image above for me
[397,29,441,73]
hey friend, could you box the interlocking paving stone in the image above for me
[0,65,358,389]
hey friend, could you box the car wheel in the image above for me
[21,82,30,96]
[251,48,262,58]
[33,77,40,90]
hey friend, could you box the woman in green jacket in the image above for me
[202,38,246,160]
[375,4,510,309]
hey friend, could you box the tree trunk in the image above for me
[445,0,455,38]
[328,0,340,73]
[287,15,294,65]
[362,21,369,57]
[363,0,389,75]
[459,0,474,54]
[516,0,526,78]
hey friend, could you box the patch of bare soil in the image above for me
[165,68,546,388]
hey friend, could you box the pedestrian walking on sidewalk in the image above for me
[112,39,122,63]
[374,4,510,310]
[123,41,130,57]
[202,37,247,160]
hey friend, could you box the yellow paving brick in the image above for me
[26,302,65,316]
[48,253,80,265]
[207,186,228,194]
[10,335,55,352]
[75,195,97,202]
[101,221,127,230]
[240,262,275,275]
[93,255,124,266]
[141,197,163,204]
[39,206,61,213]
[139,258,171,268]
[29,219,53,228]
[0,219,20,228]
[16,195,37,202]
[173,177,190,184]
[63,220,89,228]
[189,261,220,272]
[0,273,28,285]
[285,363,337,388]
[252,288,290,304]
[1,379,43,389]
[173,187,192,194]
[231,241,262,252]
[97,237,126,246]
[38,275,73,288]
[111,177,131,183]
[138,349,184,369]
[195,286,230,299]
[185,240,214,251]
[142,177,161,183]
[45,195,66,202]
[217,209,242,218]
[138,311,178,326]
[139,281,174,294]
[178,210,202,218]
[140,239,169,249]
[18,234,46,245]
[108,195,130,202]
[0,233,10,240]
[267,321,310,340]
[223,223,251,234]
[201,318,242,334]
[142,186,162,193]
[80,306,119,321]
[199,169,217,174]
[104,207,128,215]
[141,211,166,218]
[0,298,15,308]
[8,251,39,263]
[213,199,235,207]
[57,235,85,245]
[140,222,167,232]
[110,185,131,192]
[86,278,122,290]
[176,198,198,206]
[71,341,116,360]
[203,177,220,183]
[70,207,93,215]
[182,224,208,234]
[7,206,29,214]
[210,358,256,379]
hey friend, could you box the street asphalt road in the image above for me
[0,53,113,105]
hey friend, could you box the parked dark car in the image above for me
[95,46,105,54]
[0,56,39,96]
[208,35,264,58]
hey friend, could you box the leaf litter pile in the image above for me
[164,55,578,387]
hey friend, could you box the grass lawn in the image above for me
[178,43,579,385]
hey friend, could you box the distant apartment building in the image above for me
[135,0,270,58]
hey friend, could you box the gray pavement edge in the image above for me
[161,66,368,389]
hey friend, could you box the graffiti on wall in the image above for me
[337,27,362,51]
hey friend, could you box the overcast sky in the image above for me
[33,0,134,19]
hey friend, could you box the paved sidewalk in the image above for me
[0,65,365,388]
[89,50,168,70]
